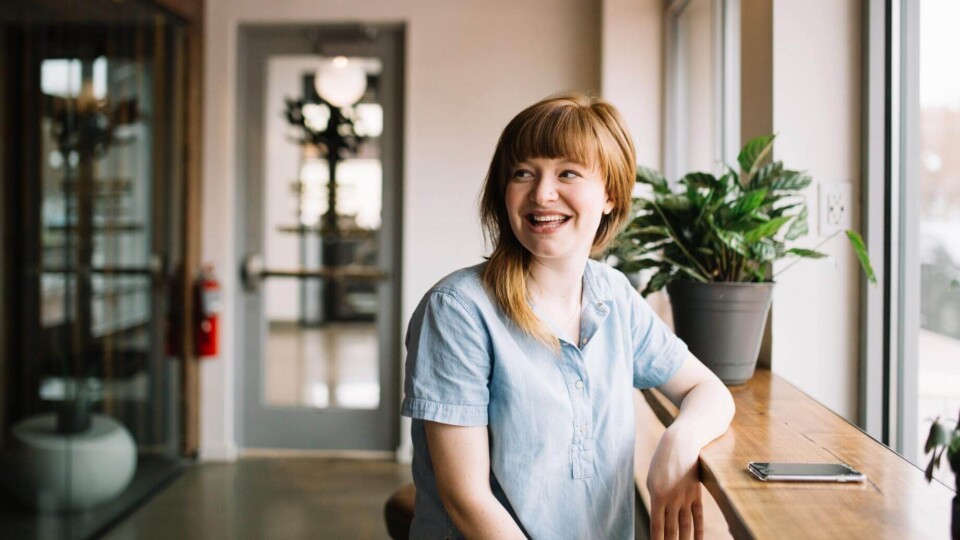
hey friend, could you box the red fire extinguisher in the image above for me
[196,264,221,357]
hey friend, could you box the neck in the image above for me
[527,257,587,302]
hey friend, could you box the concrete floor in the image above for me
[102,458,412,540]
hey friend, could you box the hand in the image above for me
[646,425,704,540]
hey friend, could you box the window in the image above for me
[865,0,960,480]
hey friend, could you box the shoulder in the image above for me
[427,262,488,299]
[412,262,492,324]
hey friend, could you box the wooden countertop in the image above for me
[640,369,956,539]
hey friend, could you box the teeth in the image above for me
[531,215,567,222]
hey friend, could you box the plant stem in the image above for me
[663,256,709,283]
[651,201,711,280]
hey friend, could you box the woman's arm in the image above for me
[424,421,527,539]
[646,352,735,540]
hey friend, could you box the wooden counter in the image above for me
[640,369,956,539]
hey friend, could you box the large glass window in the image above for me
[911,0,960,484]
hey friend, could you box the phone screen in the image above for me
[748,462,865,482]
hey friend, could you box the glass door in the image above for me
[0,1,187,538]
[237,25,403,451]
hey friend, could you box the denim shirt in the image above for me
[400,260,687,539]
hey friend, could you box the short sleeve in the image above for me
[630,289,688,389]
[400,289,492,426]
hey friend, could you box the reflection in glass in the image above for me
[262,55,384,410]
[916,0,960,486]
[0,1,186,537]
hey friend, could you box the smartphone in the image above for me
[747,462,866,483]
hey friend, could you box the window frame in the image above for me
[861,0,922,461]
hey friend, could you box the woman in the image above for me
[401,93,734,539]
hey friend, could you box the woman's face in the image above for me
[504,156,613,267]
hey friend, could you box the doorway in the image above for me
[236,25,404,451]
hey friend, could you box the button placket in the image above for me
[563,346,594,479]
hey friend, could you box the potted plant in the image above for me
[925,411,960,539]
[608,134,876,384]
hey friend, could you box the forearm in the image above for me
[443,492,526,540]
[669,376,735,451]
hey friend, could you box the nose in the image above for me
[529,175,559,205]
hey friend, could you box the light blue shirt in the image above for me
[401,260,687,539]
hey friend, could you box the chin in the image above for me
[518,240,582,263]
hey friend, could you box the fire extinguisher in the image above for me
[196,264,221,357]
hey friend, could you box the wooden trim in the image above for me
[641,370,955,539]
[147,0,203,457]
[152,0,203,22]
[180,2,203,457]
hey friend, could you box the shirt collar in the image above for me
[582,259,613,314]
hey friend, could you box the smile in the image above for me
[525,213,571,231]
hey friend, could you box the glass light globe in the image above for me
[315,56,367,108]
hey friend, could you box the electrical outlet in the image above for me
[819,182,852,236]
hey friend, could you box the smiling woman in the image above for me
[480,94,635,349]
[399,93,735,539]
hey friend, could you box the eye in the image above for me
[512,169,534,181]
[559,169,582,180]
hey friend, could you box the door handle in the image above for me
[241,253,388,291]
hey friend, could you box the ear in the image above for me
[603,198,614,215]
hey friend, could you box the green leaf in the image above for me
[771,170,813,192]
[949,434,960,456]
[845,230,878,285]
[717,172,734,193]
[786,248,828,258]
[681,172,720,190]
[618,258,663,273]
[751,238,778,262]
[748,161,784,190]
[631,225,671,237]
[658,194,691,212]
[738,134,776,180]
[637,165,669,192]
[731,189,769,217]
[925,451,938,482]
[714,229,749,257]
[769,201,803,218]
[784,205,809,240]
[925,420,951,453]
[743,215,792,243]
[642,266,675,296]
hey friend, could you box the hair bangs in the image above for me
[501,104,602,176]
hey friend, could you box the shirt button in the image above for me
[575,380,584,389]
[580,338,587,346]
[579,423,588,435]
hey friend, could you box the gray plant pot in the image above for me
[666,281,774,386]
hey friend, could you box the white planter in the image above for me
[1,413,137,512]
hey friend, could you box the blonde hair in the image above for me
[479,92,636,348]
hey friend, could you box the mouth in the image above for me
[524,213,572,232]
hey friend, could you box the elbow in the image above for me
[438,489,487,533]
[720,381,736,429]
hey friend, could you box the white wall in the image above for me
[770,0,863,421]
[201,0,604,459]
[600,0,663,170]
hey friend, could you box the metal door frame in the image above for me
[235,23,404,451]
